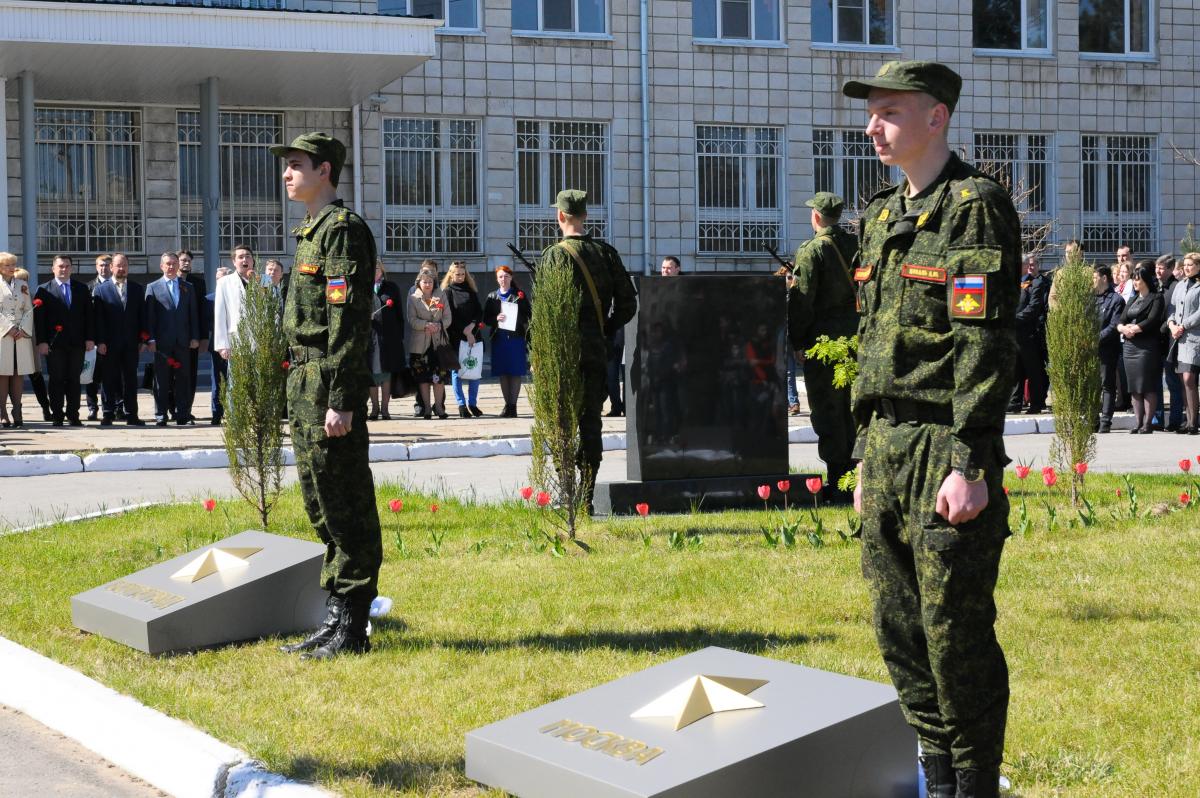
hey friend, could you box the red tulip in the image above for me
[388,499,403,513]
[1115,489,1122,498]
[1180,492,1190,506]
[33,298,43,308]
[520,486,534,501]
[635,502,649,516]
[202,498,216,512]
[1042,469,1057,487]
[281,360,291,370]
[54,324,63,332]
[1014,465,1030,479]
[536,491,551,507]
[806,477,823,495]
[1179,459,1192,473]
[1003,486,1010,496]
[756,485,771,500]
[430,503,439,513]
[777,479,791,493]
[1074,462,1088,475]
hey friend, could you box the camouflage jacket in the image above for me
[851,153,1020,471]
[283,199,378,411]
[788,223,861,351]
[539,233,638,343]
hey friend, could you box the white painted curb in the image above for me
[0,636,332,798]
[84,448,229,472]
[0,453,83,477]
[789,425,819,443]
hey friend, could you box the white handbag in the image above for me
[457,340,484,380]
[79,348,98,385]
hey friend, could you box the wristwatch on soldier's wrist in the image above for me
[954,466,986,483]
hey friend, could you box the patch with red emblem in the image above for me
[326,276,348,304]
[950,276,987,318]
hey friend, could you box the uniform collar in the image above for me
[295,199,346,240]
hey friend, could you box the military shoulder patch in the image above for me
[853,263,875,282]
[297,263,320,275]
[950,276,987,318]
[900,264,947,283]
[326,276,348,304]
[877,208,890,222]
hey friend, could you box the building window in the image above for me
[973,133,1054,250]
[174,0,284,8]
[35,106,143,255]
[1081,135,1156,255]
[378,0,479,29]
[382,118,481,255]
[692,0,782,42]
[512,0,606,34]
[973,0,1049,51]
[178,111,285,255]
[516,120,609,254]
[1079,0,1151,56]
[812,128,894,216]
[695,125,784,255]
[812,0,894,46]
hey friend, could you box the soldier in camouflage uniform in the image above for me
[843,62,1019,798]
[538,189,638,511]
[787,191,860,497]
[272,133,383,661]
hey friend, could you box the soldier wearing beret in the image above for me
[844,61,1019,798]
[538,189,638,511]
[787,191,860,497]
[273,133,383,660]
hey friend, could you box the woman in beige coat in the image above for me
[0,252,36,427]
[406,271,452,419]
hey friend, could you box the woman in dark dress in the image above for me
[367,261,405,420]
[482,264,531,418]
[441,260,484,418]
[1117,262,1166,433]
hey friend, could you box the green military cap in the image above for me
[842,60,963,114]
[270,132,347,180]
[552,189,588,216]
[805,192,845,219]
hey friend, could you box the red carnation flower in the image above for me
[806,477,823,495]
[139,331,150,341]
[385,298,394,307]
[202,498,216,512]
[518,291,525,299]
[519,486,534,501]
[535,491,551,507]
[777,479,791,493]
[54,324,63,332]
[635,502,649,517]
[33,298,43,308]
[388,498,403,512]
[281,360,291,370]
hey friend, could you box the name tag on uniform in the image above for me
[951,276,987,318]
[326,276,348,304]
[853,264,875,282]
[900,264,947,283]
[297,263,319,275]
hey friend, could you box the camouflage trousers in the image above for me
[288,362,383,603]
[860,415,1010,769]
[577,354,609,506]
[802,356,855,485]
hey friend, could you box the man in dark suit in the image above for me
[93,253,148,426]
[145,251,199,426]
[178,249,209,418]
[34,255,96,426]
[86,254,114,420]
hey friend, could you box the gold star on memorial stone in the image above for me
[170,547,262,583]
[631,675,769,731]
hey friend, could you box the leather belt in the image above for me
[288,346,326,365]
[874,397,953,426]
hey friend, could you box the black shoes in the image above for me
[920,754,956,798]
[501,403,518,418]
[380,410,391,420]
[127,417,146,426]
[1098,421,1111,433]
[280,594,345,654]
[86,408,98,421]
[435,405,448,420]
[100,416,114,427]
[301,598,371,660]
[458,406,471,419]
[468,405,483,417]
[68,416,83,426]
[955,767,1000,798]
[368,409,379,421]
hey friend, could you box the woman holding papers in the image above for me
[483,264,531,418]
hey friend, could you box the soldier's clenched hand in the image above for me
[935,471,989,525]
[325,407,353,438]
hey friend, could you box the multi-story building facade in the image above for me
[3,0,1196,280]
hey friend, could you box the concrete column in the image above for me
[19,72,37,284]
[0,77,8,251]
[199,77,220,275]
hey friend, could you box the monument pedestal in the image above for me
[594,473,819,515]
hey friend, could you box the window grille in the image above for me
[516,120,610,254]
[973,132,1054,251]
[35,106,143,255]
[695,125,784,255]
[178,111,285,255]
[812,128,894,218]
[383,118,482,255]
[1081,134,1157,255]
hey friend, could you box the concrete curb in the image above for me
[0,636,332,798]
[0,453,84,476]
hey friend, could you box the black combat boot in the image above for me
[955,767,1001,798]
[279,593,345,654]
[920,754,956,798]
[301,598,371,660]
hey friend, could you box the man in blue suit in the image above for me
[33,255,96,426]
[145,251,199,426]
[93,253,148,426]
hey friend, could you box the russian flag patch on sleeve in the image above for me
[950,275,986,318]
[326,276,348,304]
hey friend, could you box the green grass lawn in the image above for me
[1,473,1198,797]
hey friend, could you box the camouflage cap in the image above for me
[270,132,347,182]
[842,60,963,114]
[805,191,845,219]
[552,189,588,216]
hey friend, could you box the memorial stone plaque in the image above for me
[71,530,327,655]
[466,646,917,798]
[594,275,818,514]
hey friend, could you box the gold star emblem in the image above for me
[956,294,981,314]
[960,188,974,199]
[631,675,768,731]
[329,288,345,302]
[171,547,262,583]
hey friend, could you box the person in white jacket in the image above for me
[213,245,256,359]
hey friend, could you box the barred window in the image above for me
[973,0,1050,51]
[1080,0,1151,56]
[695,125,784,255]
[812,0,894,45]
[516,120,609,253]
[35,106,143,255]
[1081,134,1157,255]
[812,128,894,217]
[178,111,285,255]
[973,132,1054,250]
[383,118,481,255]
[692,0,782,42]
